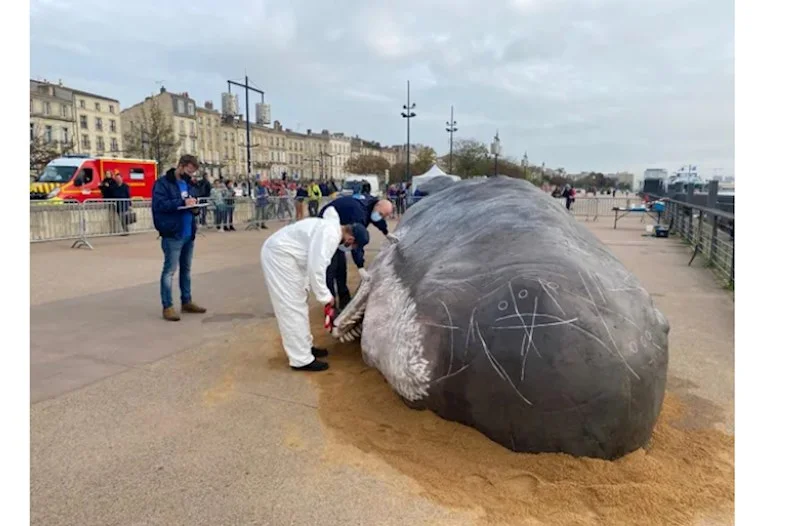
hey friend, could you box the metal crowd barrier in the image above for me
[29,196,336,249]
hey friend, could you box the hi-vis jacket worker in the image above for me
[260,209,370,372]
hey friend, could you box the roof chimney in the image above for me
[159,86,166,94]
[204,101,213,110]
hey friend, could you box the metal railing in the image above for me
[658,198,734,287]
[29,196,335,249]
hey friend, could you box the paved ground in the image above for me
[30,216,734,525]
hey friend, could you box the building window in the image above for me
[82,134,90,149]
[62,127,69,143]
[109,119,117,132]
[190,122,195,135]
[95,102,101,111]
[110,138,118,152]
[95,117,102,131]
[179,121,185,134]
[44,102,51,115]
[30,123,34,140]
[97,137,105,152]
[109,104,115,114]
[177,99,185,114]
[44,125,53,143]
[79,99,85,109]
[60,104,67,118]
[192,139,197,152]
[187,102,195,115]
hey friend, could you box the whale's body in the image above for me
[333,177,669,460]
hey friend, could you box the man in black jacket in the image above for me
[152,155,207,321]
[194,172,212,226]
[318,195,393,309]
[109,170,131,234]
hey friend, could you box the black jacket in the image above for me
[195,178,212,198]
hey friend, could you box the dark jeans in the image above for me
[326,249,350,309]
[308,199,319,217]
[160,236,194,308]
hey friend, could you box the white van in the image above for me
[341,175,382,198]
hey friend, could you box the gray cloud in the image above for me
[30,0,733,176]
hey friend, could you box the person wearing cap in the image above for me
[318,195,393,309]
[260,210,370,372]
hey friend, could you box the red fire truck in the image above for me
[30,155,158,202]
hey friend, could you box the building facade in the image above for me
[30,79,122,158]
[73,88,122,157]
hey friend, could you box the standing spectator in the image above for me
[195,172,212,226]
[319,180,330,197]
[110,170,132,235]
[224,179,236,231]
[100,170,117,199]
[210,179,226,231]
[255,180,269,229]
[397,183,407,215]
[276,182,293,220]
[295,182,308,220]
[234,182,244,198]
[307,180,322,217]
[151,154,206,322]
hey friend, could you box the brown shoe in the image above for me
[163,307,181,321]
[181,302,207,314]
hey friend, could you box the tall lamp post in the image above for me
[445,105,457,173]
[226,75,265,179]
[490,130,501,177]
[401,80,417,182]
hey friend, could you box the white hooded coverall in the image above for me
[260,211,341,367]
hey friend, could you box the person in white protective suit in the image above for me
[260,210,370,371]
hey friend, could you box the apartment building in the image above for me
[29,79,74,153]
[121,86,197,166]
[196,102,223,177]
[73,88,123,157]
[30,79,122,158]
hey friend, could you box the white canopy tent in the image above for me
[411,164,461,193]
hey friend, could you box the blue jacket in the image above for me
[319,196,388,268]
[152,168,198,240]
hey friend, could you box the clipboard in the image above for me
[178,203,210,210]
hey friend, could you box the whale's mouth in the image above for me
[331,278,370,342]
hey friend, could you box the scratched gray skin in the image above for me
[333,176,669,460]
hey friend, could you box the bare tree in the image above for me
[123,99,180,171]
[30,123,74,174]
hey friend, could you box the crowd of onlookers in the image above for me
[188,174,343,231]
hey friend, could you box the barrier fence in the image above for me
[30,197,336,249]
[30,195,662,248]
[659,198,735,287]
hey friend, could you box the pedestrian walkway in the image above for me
[30,218,734,526]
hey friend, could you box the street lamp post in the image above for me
[401,80,417,182]
[490,130,501,177]
[445,105,457,173]
[226,75,265,179]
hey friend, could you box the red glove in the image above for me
[324,303,336,332]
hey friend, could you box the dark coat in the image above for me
[152,168,198,240]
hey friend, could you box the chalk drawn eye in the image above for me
[498,301,508,311]
[645,331,653,341]
[629,342,639,354]
[518,289,528,299]
[547,282,559,291]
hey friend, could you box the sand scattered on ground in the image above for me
[301,310,734,526]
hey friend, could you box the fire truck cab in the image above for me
[30,155,158,202]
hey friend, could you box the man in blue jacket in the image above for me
[318,195,393,309]
[152,155,207,321]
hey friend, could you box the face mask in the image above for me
[338,244,352,253]
[370,211,383,222]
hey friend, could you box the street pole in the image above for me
[227,75,265,179]
[490,130,501,177]
[445,105,457,173]
[401,80,416,183]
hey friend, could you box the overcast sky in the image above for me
[30,0,734,177]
